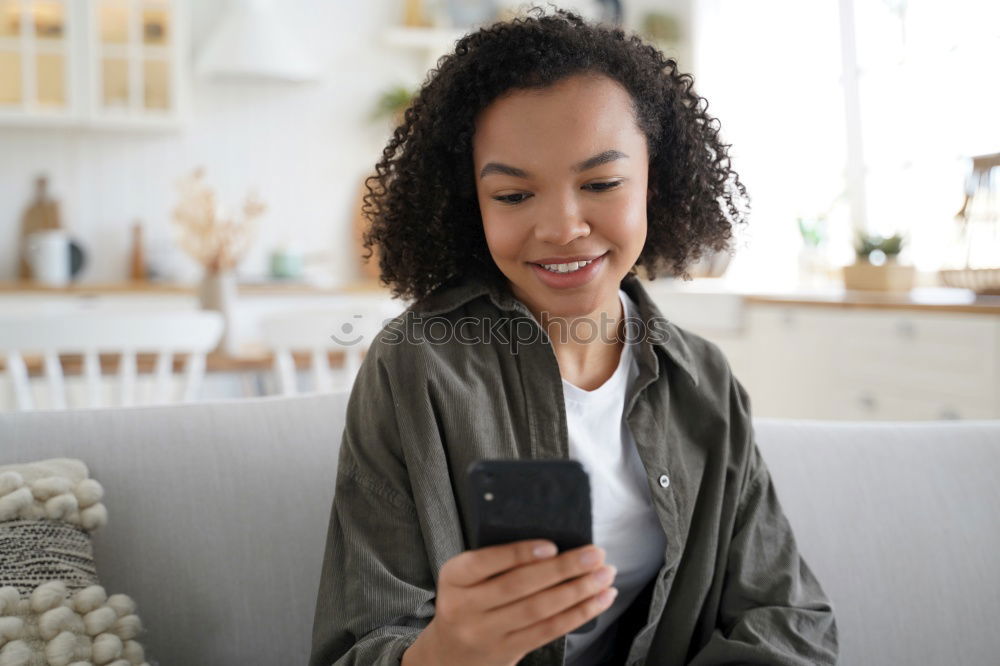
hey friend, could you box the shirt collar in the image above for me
[410,272,699,386]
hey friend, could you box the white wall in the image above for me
[0,0,693,286]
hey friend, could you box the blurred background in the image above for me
[1,0,998,420]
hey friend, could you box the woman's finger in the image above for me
[505,586,619,655]
[439,539,558,588]
[476,545,605,610]
[487,563,616,633]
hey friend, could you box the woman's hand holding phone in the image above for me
[401,539,618,666]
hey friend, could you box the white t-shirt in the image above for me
[563,289,667,666]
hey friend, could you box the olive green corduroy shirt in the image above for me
[310,272,838,666]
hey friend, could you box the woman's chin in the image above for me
[519,289,607,323]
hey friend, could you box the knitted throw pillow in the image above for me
[0,458,150,666]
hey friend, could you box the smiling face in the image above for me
[472,73,650,324]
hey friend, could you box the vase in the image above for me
[797,246,832,289]
[198,270,239,355]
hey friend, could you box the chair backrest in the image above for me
[258,300,403,396]
[0,310,224,411]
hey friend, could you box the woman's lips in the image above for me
[528,252,607,289]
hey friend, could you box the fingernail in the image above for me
[592,565,615,585]
[598,587,618,606]
[533,542,557,558]
[579,548,600,566]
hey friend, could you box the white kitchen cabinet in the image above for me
[0,0,186,129]
[0,0,77,122]
[746,305,1000,421]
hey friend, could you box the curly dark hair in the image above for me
[362,6,750,303]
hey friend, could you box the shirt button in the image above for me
[658,474,670,488]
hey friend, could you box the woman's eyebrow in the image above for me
[478,149,629,180]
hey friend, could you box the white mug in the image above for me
[24,229,70,286]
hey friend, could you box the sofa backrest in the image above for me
[1,395,998,665]
[754,417,1000,666]
[1,393,347,666]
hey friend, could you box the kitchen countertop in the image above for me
[0,279,390,296]
[4,279,1000,314]
[742,288,1000,315]
[644,279,1000,315]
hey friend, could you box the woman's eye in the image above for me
[491,181,621,205]
[583,180,622,192]
[493,193,532,205]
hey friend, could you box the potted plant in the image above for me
[842,231,915,292]
[371,84,415,127]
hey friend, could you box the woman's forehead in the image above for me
[476,73,633,127]
[472,76,646,167]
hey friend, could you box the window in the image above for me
[693,0,1000,287]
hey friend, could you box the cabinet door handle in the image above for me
[780,310,795,329]
[939,406,961,420]
[895,319,916,339]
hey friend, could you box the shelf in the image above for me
[382,25,467,71]
[0,279,391,296]
[382,26,466,49]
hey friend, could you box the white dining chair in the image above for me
[0,310,224,411]
[258,302,401,396]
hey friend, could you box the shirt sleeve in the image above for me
[309,347,436,666]
[688,377,839,666]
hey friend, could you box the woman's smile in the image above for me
[528,251,608,289]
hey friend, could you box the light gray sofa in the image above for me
[1,393,998,666]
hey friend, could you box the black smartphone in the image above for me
[465,459,597,633]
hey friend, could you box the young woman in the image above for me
[311,9,837,666]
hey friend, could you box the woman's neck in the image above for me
[539,295,626,391]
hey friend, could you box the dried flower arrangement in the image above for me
[171,168,267,274]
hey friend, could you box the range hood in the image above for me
[196,0,321,82]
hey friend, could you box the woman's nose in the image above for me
[534,193,590,245]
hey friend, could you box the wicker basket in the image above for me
[939,268,1000,295]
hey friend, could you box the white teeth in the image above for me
[541,259,594,273]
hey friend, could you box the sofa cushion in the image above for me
[0,458,149,665]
